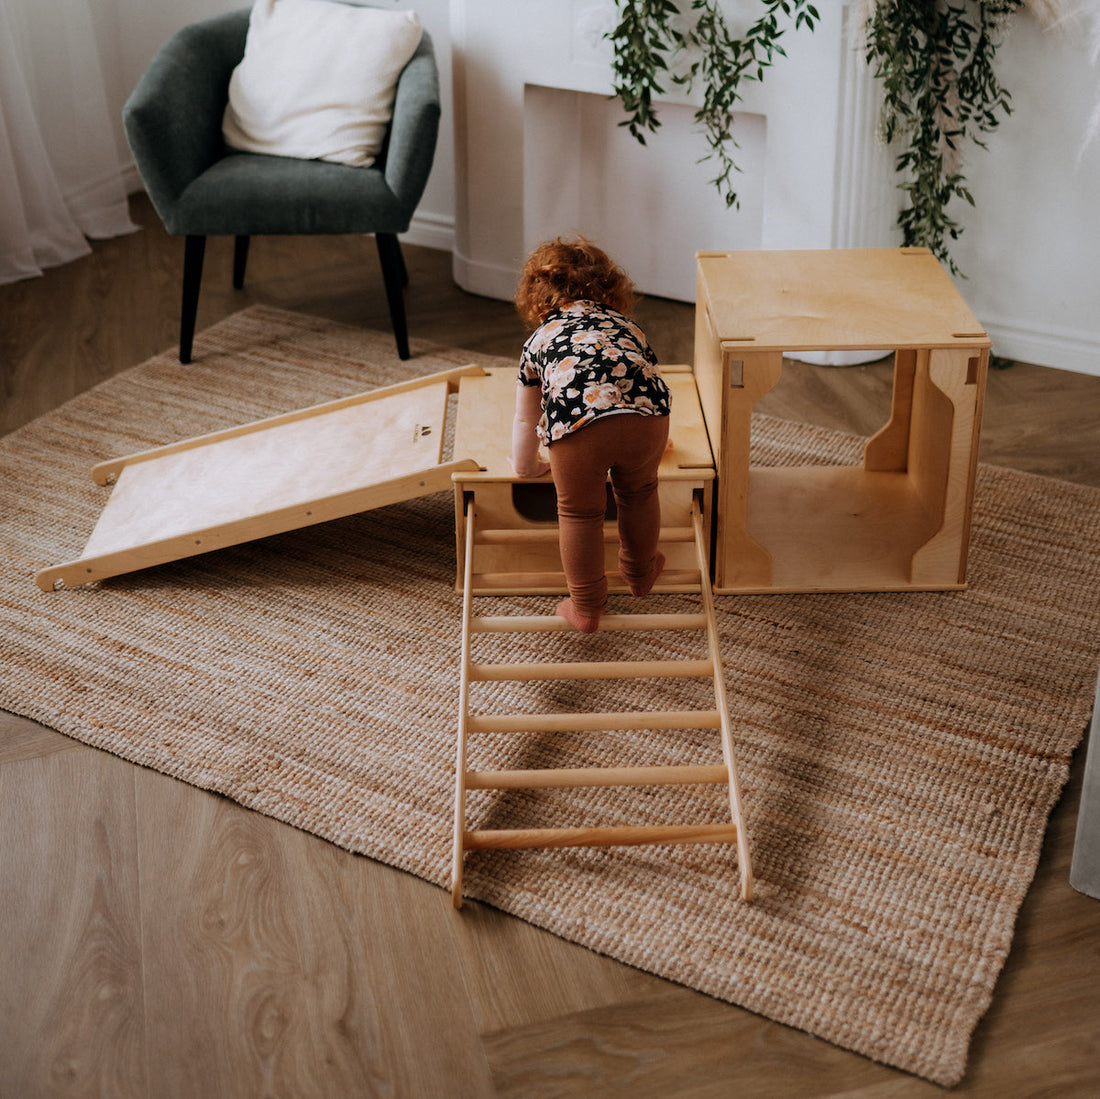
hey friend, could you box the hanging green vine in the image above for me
[609,0,686,145]
[609,1,1030,274]
[864,0,1025,273]
[608,1,820,210]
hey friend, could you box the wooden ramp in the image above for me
[36,366,484,591]
[451,494,754,907]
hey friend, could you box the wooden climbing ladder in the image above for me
[451,493,753,908]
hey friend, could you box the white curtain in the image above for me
[0,0,137,286]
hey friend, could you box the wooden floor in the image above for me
[2,195,1098,1097]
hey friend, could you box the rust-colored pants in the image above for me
[547,413,670,617]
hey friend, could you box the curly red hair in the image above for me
[514,237,637,329]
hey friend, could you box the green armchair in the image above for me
[123,7,440,362]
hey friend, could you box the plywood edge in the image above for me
[713,338,992,354]
[713,580,968,595]
[91,364,487,485]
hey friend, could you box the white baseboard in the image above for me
[981,313,1100,378]
[450,247,519,302]
[402,210,455,254]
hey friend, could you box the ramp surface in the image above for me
[38,366,483,590]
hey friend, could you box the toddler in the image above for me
[511,237,671,633]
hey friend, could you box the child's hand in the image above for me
[508,454,551,478]
[511,382,550,477]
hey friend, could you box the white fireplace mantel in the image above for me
[450,0,899,304]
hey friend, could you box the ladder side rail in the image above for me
[451,496,478,909]
[692,497,755,901]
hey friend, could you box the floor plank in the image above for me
[0,709,83,765]
[446,896,661,1036]
[0,747,147,1098]
[481,988,908,1099]
[134,768,496,1098]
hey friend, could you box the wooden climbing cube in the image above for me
[694,248,990,594]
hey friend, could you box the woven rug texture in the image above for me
[2,306,1098,1087]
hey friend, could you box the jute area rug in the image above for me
[3,306,1098,1087]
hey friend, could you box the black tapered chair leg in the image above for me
[233,235,250,289]
[396,238,409,287]
[376,232,410,360]
[180,235,206,364]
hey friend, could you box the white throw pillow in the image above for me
[222,0,423,167]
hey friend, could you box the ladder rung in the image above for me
[468,709,723,734]
[475,526,695,545]
[467,658,714,682]
[465,763,728,790]
[463,822,739,851]
[469,612,708,633]
[468,569,702,593]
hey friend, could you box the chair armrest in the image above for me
[123,9,251,233]
[383,31,441,215]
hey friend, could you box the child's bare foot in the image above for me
[556,598,601,634]
[628,552,665,597]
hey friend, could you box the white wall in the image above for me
[451,0,855,302]
[94,1,1099,376]
[948,12,1100,376]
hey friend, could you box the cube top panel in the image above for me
[697,248,989,351]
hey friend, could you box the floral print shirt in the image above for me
[518,301,671,445]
